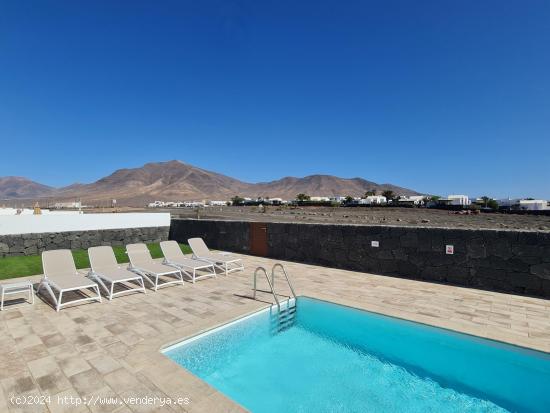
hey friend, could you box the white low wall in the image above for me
[0,208,82,215]
[0,213,170,235]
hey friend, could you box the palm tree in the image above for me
[364,190,376,197]
[382,190,395,201]
[230,196,244,206]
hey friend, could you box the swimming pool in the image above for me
[163,297,550,412]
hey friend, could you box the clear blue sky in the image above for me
[1,0,549,198]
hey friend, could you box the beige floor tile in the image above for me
[88,355,123,376]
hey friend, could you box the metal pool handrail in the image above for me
[271,263,297,300]
[253,266,280,311]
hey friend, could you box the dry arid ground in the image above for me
[166,206,550,231]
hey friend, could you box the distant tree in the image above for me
[230,196,244,206]
[382,190,395,201]
[296,193,310,202]
[480,196,499,210]
[345,195,354,204]
[487,199,499,210]
[364,190,376,197]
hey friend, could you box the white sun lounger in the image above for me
[37,250,102,312]
[188,238,244,276]
[160,241,216,283]
[126,243,184,291]
[88,246,146,300]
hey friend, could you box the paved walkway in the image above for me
[1,254,549,412]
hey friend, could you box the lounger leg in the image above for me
[91,275,110,298]
[110,283,114,300]
[193,268,196,284]
[140,277,146,294]
[180,268,194,283]
[40,282,59,311]
[139,273,155,288]
[36,281,43,295]
[1,289,4,311]
[95,285,102,303]
[57,291,63,312]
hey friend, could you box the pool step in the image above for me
[271,301,297,334]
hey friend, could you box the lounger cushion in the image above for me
[134,262,179,275]
[171,257,213,269]
[48,273,98,290]
[199,253,241,263]
[93,267,142,282]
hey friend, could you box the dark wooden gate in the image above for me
[250,222,268,256]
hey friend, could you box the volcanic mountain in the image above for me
[0,160,421,205]
[250,175,415,201]
[0,177,55,199]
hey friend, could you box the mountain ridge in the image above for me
[0,160,421,205]
[0,176,56,199]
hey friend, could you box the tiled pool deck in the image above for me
[1,253,549,412]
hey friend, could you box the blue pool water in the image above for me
[164,297,550,412]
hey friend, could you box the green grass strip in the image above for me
[0,243,191,280]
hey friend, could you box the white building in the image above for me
[208,200,227,206]
[397,195,425,206]
[264,198,285,205]
[359,195,387,205]
[498,199,549,211]
[183,201,205,208]
[54,201,83,209]
[147,201,166,208]
[519,200,549,210]
[309,196,331,202]
[330,196,347,203]
[447,195,471,206]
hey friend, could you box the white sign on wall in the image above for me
[446,245,454,255]
[371,240,380,248]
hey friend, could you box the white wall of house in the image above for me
[53,201,82,209]
[518,200,549,211]
[447,195,470,206]
[0,213,170,235]
[497,199,549,210]
[208,201,227,206]
[330,196,346,202]
[361,196,387,205]
[398,196,425,205]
